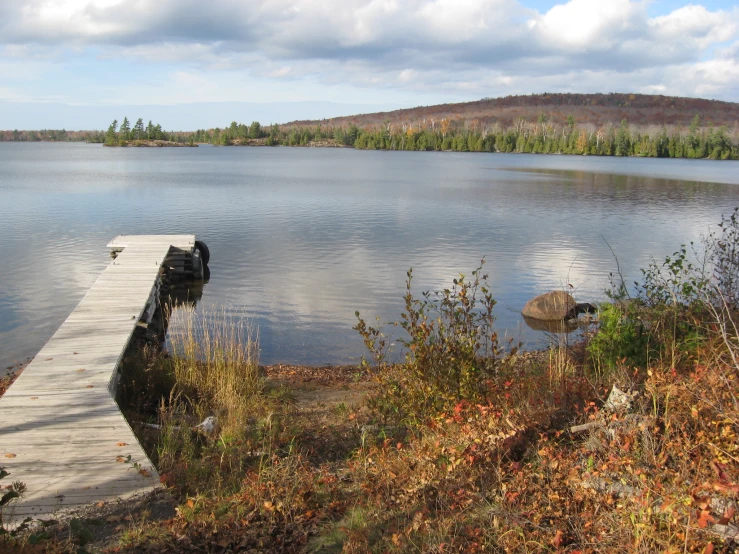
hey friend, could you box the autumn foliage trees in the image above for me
[202,113,739,159]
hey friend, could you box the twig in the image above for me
[684,511,690,554]
[602,236,630,300]
[570,421,604,434]
[707,442,739,465]
[137,422,180,431]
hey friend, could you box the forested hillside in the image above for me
[194,94,739,159]
[4,93,739,159]
[286,93,739,129]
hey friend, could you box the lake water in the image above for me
[1,142,738,372]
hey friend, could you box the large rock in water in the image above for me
[522,291,577,321]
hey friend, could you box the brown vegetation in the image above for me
[3,210,739,553]
[285,93,739,131]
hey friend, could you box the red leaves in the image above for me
[504,491,521,504]
[692,480,739,531]
[711,482,739,494]
[551,529,565,549]
[697,508,714,529]
[718,505,736,525]
[711,461,730,483]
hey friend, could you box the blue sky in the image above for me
[1,0,737,130]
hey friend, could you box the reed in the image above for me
[166,305,261,433]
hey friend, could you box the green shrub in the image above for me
[355,260,511,424]
[710,207,739,309]
[587,303,649,373]
[597,208,739,372]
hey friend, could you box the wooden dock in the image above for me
[0,235,204,524]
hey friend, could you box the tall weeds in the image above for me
[151,307,267,498]
[166,305,261,431]
[355,260,515,425]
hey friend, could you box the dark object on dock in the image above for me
[195,240,210,265]
[110,235,209,280]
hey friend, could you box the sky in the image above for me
[0,0,738,130]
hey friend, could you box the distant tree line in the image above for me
[0,129,105,142]
[4,110,737,160]
[104,117,192,146]
[191,121,272,145]
[198,114,738,160]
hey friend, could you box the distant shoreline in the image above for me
[4,140,739,161]
[103,139,197,148]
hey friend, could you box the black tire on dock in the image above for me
[195,240,210,266]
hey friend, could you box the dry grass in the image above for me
[166,305,262,435]
[6,270,739,553]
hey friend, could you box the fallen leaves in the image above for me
[718,505,736,525]
[697,508,715,529]
[551,529,565,548]
[33,352,734,554]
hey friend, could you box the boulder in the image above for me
[522,315,581,334]
[522,291,577,321]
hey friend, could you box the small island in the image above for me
[103,116,196,147]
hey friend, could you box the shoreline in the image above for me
[104,139,197,147]
[2,140,737,161]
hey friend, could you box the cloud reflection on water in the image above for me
[1,144,737,370]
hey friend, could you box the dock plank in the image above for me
[0,235,197,525]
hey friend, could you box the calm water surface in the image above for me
[1,143,738,371]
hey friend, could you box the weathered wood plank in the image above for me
[0,235,201,526]
[108,235,195,249]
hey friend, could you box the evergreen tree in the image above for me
[104,119,118,146]
[120,117,131,141]
[248,121,262,139]
[134,118,144,140]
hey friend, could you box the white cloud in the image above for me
[0,0,737,109]
[650,4,737,47]
[536,0,646,49]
